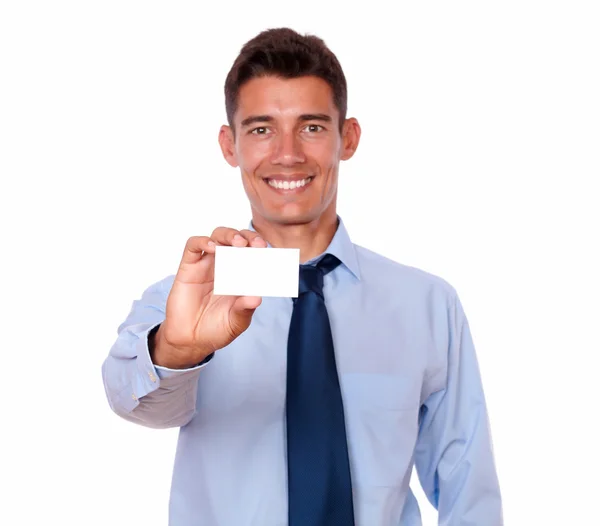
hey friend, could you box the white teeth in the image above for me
[268,177,312,189]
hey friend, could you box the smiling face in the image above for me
[219,75,361,226]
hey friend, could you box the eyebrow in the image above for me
[240,113,333,128]
[298,113,333,123]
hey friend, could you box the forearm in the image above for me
[415,290,503,524]
[102,322,203,428]
[416,395,503,524]
[101,277,206,429]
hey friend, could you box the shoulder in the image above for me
[353,243,458,303]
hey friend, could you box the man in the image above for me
[102,27,503,525]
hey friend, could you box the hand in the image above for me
[152,227,267,369]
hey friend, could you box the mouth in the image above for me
[263,176,315,193]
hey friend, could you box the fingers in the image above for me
[211,227,267,248]
[180,236,216,265]
[239,229,268,247]
[180,227,267,266]
[179,228,268,269]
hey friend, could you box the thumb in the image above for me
[229,296,262,332]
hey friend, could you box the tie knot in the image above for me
[298,254,341,298]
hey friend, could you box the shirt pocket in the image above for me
[341,373,421,488]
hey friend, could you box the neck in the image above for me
[251,208,339,263]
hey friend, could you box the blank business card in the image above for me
[213,246,300,298]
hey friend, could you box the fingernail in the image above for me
[208,241,215,247]
[234,234,244,241]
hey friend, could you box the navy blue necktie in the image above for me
[286,254,355,526]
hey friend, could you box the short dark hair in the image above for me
[224,28,347,133]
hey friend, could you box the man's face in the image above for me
[219,75,360,225]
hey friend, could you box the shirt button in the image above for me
[148,371,157,382]
[131,393,138,401]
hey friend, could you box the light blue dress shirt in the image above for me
[102,217,503,525]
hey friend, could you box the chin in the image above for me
[263,207,320,225]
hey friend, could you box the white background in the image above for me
[1,1,599,524]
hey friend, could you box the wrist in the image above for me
[149,324,185,369]
[149,324,212,369]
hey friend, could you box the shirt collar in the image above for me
[248,215,361,280]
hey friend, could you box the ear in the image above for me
[340,118,361,161]
[218,125,238,167]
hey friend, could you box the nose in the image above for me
[270,131,306,166]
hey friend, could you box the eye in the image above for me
[250,127,270,135]
[303,124,324,133]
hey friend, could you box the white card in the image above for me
[213,246,300,298]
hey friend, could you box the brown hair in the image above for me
[224,28,347,133]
